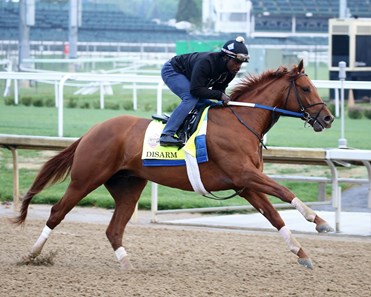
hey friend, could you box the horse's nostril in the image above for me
[324,115,334,124]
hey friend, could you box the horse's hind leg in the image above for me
[104,173,148,270]
[241,190,314,269]
[27,180,100,260]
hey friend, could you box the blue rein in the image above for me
[253,103,304,118]
[217,101,305,118]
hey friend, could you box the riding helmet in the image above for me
[221,36,249,63]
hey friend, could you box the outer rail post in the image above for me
[363,161,371,208]
[151,183,158,223]
[58,74,73,137]
[10,147,20,209]
[326,159,339,208]
[14,79,19,104]
[338,61,347,148]
[335,186,342,232]
[100,82,104,109]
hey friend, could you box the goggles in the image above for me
[222,48,250,63]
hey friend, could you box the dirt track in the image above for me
[1,210,371,297]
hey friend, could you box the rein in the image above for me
[227,101,304,118]
[227,106,268,149]
[224,72,325,148]
[224,101,306,150]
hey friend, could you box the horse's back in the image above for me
[84,114,150,140]
[71,115,151,175]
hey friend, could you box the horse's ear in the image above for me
[298,59,304,73]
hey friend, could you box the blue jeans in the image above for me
[161,61,211,136]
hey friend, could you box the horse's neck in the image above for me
[251,79,285,107]
[238,81,286,135]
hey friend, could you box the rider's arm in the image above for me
[189,60,225,100]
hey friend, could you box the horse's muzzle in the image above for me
[312,113,334,132]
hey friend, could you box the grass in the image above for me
[2,100,370,149]
[0,70,370,211]
[266,115,371,149]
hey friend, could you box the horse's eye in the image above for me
[302,87,310,92]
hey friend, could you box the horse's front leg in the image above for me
[236,171,334,234]
[291,196,334,233]
[240,190,314,269]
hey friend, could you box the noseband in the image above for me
[284,72,325,127]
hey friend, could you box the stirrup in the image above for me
[152,114,170,124]
[159,135,184,147]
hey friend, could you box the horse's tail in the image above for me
[12,137,82,226]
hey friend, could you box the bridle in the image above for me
[227,71,326,149]
[284,72,325,128]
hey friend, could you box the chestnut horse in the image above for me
[14,60,334,270]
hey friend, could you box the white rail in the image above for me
[1,134,370,233]
[1,70,371,137]
[0,71,165,136]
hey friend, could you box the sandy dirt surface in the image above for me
[0,210,370,297]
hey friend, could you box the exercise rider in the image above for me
[159,36,249,147]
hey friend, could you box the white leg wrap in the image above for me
[30,225,52,257]
[115,247,128,261]
[279,226,301,255]
[291,197,316,222]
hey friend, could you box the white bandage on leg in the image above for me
[40,225,52,239]
[34,225,52,247]
[291,197,316,222]
[115,247,128,261]
[279,226,301,254]
[30,225,52,257]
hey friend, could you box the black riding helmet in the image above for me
[221,36,250,63]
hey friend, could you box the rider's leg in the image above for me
[160,61,198,145]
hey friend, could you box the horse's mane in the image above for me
[230,64,300,100]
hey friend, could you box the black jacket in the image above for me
[170,52,235,100]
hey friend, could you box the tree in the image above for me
[175,0,201,24]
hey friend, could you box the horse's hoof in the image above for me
[19,255,34,265]
[316,223,334,233]
[119,256,134,270]
[298,258,314,269]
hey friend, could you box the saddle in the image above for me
[152,105,209,144]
